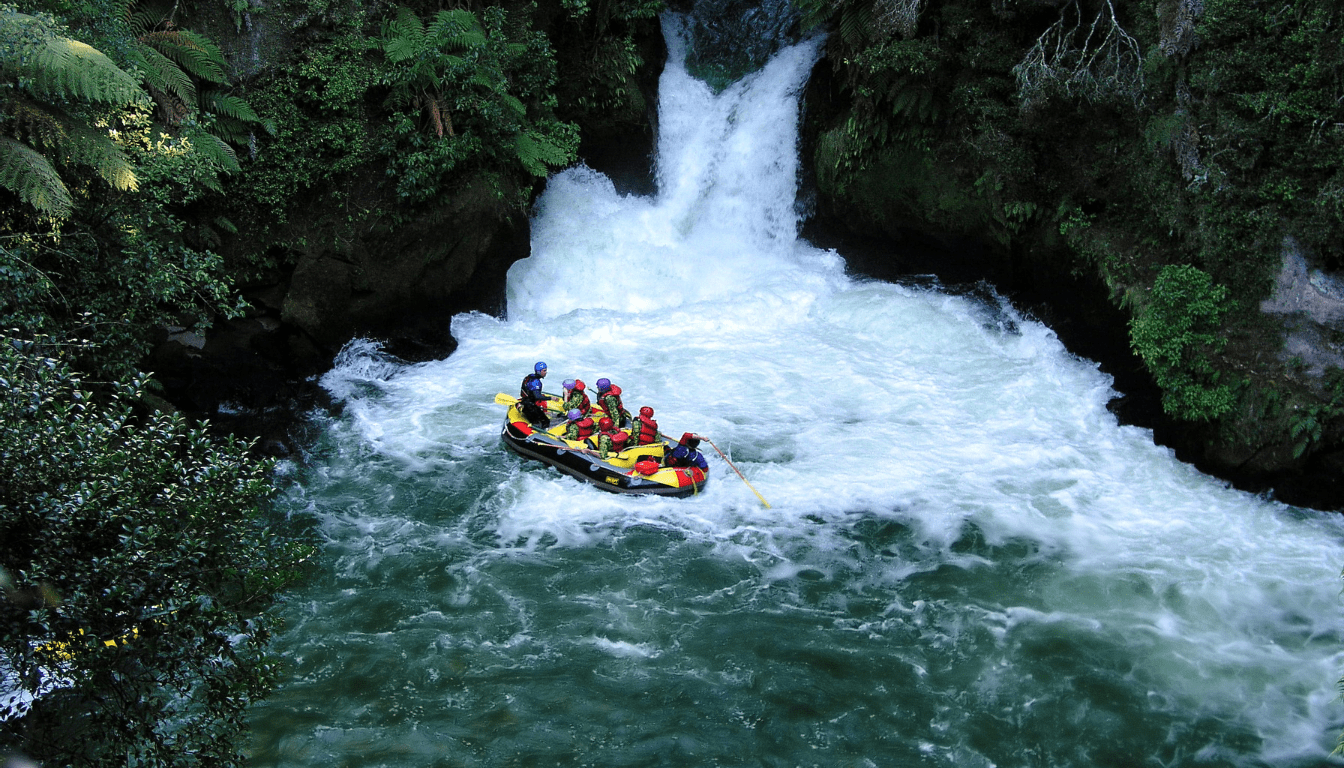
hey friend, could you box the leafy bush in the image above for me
[0,98,249,379]
[377,5,578,205]
[231,32,384,219]
[1129,264,1237,420]
[0,336,315,766]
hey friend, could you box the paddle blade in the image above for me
[494,392,518,406]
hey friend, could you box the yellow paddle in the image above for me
[663,432,771,508]
[494,392,518,406]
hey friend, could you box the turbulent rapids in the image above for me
[248,14,1344,768]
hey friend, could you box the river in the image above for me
[247,14,1344,767]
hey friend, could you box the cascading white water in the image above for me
[250,15,1344,767]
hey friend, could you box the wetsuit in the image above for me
[666,444,708,470]
[519,375,548,425]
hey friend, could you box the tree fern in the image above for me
[514,129,572,177]
[182,126,240,180]
[0,135,73,217]
[137,30,229,85]
[3,94,68,152]
[426,9,487,51]
[837,1,875,48]
[200,90,262,124]
[65,124,137,191]
[132,42,197,107]
[382,8,427,63]
[198,90,274,145]
[501,93,527,119]
[0,8,145,216]
[0,10,144,105]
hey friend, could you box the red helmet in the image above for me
[574,379,586,390]
[599,417,614,431]
[609,384,621,395]
[639,406,654,418]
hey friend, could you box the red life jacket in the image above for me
[598,429,627,458]
[631,415,658,445]
[575,417,596,440]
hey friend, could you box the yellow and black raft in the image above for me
[495,393,708,497]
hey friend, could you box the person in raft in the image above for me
[594,378,630,427]
[519,361,549,425]
[563,408,596,442]
[665,432,708,471]
[596,417,629,459]
[563,378,592,417]
[629,406,659,446]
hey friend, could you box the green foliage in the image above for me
[0,6,142,104]
[0,337,315,766]
[0,5,143,216]
[230,32,383,218]
[1289,367,1344,458]
[377,5,578,204]
[1130,264,1237,420]
[120,0,273,159]
[550,0,661,127]
[1,98,247,378]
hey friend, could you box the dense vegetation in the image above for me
[0,341,313,765]
[0,0,659,763]
[798,0,1344,469]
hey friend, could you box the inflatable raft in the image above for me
[499,394,708,497]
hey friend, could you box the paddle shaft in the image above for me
[661,432,771,509]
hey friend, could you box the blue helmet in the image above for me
[596,378,611,391]
[567,409,582,421]
[535,361,547,373]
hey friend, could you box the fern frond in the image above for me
[428,9,486,50]
[183,126,240,176]
[501,93,526,118]
[837,1,875,48]
[2,95,69,152]
[139,30,229,85]
[65,124,138,191]
[0,135,72,216]
[126,0,175,31]
[382,7,427,63]
[199,90,261,123]
[129,7,162,31]
[469,69,500,90]
[0,11,144,105]
[131,44,196,106]
[205,116,250,145]
[514,130,571,177]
